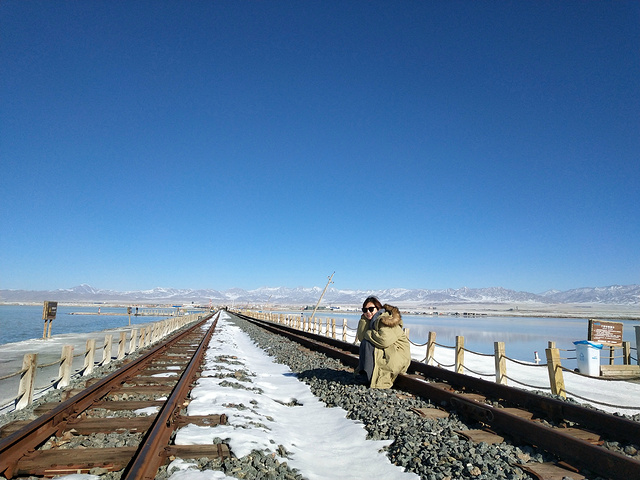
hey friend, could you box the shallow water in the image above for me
[1,305,638,370]
[289,311,640,369]
[0,304,170,345]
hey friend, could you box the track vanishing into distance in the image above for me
[1,309,639,480]
[234,312,640,480]
[0,311,226,480]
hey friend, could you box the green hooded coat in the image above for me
[357,304,412,389]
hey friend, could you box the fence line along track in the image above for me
[234,311,640,480]
[0,311,227,480]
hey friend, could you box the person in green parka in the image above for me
[356,296,412,389]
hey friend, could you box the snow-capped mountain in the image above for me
[1,284,638,305]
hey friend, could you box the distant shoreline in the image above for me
[2,302,638,320]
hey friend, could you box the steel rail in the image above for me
[0,315,213,479]
[236,312,640,479]
[237,313,640,441]
[121,311,220,480]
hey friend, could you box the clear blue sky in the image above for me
[1,1,638,294]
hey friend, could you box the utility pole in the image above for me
[309,272,335,324]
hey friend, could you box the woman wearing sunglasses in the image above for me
[356,296,411,388]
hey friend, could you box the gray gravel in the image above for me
[2,313,635,479]
[223,313,625,480]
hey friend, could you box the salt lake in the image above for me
[1,304,638,370]
[290,311,640,370]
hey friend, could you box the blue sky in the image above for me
[1,1,638,294]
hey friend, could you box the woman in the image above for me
[356,296,412,389]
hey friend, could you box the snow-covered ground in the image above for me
[169,312,420,480]
[406,334,640,416]
[14,311,640,480]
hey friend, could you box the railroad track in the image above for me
[0,311,228,479]
[235,311,640,480]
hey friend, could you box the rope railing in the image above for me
[433,359,455,368]
[0,312,206,412]
[38,359,60,368]
[505,356,547,368]
[563,387,640,410]
[461,364,494,377]
[503,374,552,392]
[605,353,628,360]
[461,347,494,357]
[562,365,640,382]
[237,310,640,413]
[0,367,28,382]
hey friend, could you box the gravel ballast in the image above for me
[3,313,635,480]
[222,314,594,480]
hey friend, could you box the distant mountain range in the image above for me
[1,284,638,306]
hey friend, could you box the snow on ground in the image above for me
[406,339,640,416]
[35,310,640,480]
[169,312,419,480]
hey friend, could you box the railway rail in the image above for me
[234,311,640,480]
[2,308,639,480]
[0,311,227,480]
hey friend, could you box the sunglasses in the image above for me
[362,306,377,313]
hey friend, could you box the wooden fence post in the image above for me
[545,347,566,398]
[623,341,631,365]
[608,346,615,366]
[455,336,464,374]
[117,331,127,360]
[636,326,640,365]
[426,332,436,366]
[129,329,138,354]
[16,353,37,410]
[57,345,74,388]
[331,318,336,339]
[494,342,507,385]
[102,334,113,365]
[83,339,96,376]
[342,319,347,342]
[139,327,145,348]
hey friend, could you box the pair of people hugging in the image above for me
[356,296,411,389]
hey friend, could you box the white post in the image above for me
[635,326,640,365]
[83,339,96,376]
[117,332,127,360]
[102,334,113,365]
[426,332,436,366]
[455,336,464,374]
[16,353,37,410]
[57,345,74,388]
[494,342,507,385]
[129,329,138,353]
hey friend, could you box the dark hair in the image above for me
[362,296,383,310]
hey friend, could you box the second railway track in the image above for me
[235,311,640,480]
[1,309,639,480]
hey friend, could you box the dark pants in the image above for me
[358,339,375,381]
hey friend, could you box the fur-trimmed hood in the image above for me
[378,304,402,328]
